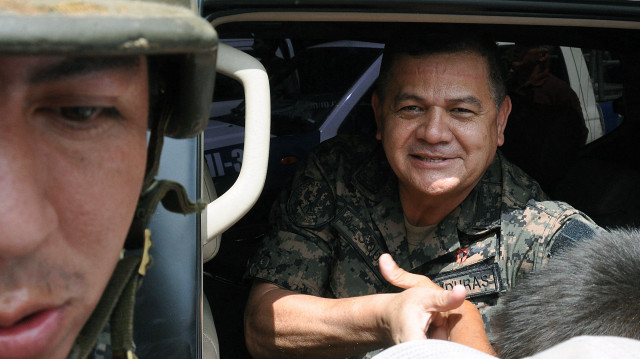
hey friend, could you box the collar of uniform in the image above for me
[352,144,409,269]
[352,142,397,202]
[455,152,504,237]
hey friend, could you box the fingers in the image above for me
[385,286,467,345]
[402,288,466,343]
[427,312,449,341]
[379,254,470,345]
[379,253,441,290]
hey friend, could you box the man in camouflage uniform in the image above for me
[0,1,216,359]
[244,33,602,358]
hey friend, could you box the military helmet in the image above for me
[0,0,218,138]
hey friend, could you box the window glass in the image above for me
[501,44,624,143]
[582,49,624,134]
[210,40,382,136]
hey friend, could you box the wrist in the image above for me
[371,293,397,346]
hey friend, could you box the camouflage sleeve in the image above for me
[247,151,339,297]
[500,199,605,288]
[248,224,335,296]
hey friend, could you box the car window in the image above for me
[500,43,620,143]
[582,49,624,134]
[205,39,383,198]
[212,73,245,102]
[297,45,380,94]
[210,40,382,136]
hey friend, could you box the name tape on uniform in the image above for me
[433,262,502,299]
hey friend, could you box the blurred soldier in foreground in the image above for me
[0,1,216,358]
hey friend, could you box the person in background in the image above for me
[501,44,588,192]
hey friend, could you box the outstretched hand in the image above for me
[377,253,496,355]
[377,253,466,343]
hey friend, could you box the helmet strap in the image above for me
[70,230,152,359]
[126,99,206,249]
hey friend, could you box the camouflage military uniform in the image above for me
[249,135,602,346]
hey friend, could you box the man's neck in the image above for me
[399,187,472,227]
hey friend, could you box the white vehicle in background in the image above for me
[561,46,623,142]
[562,46,603,143]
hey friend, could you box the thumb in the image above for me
[379,253,440,290]
[428,284,467,312]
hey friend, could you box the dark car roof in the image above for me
[204,3,640,55]
[203,0,640,22]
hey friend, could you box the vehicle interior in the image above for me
[194,2,640,358]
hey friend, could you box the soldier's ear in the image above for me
[496,95,511,147]
[372,92,383,140]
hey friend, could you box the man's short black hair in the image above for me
[376,32,507,108]
[490,228,640,359]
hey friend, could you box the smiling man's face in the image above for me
[0,55,148,359]
[373,51,510,211]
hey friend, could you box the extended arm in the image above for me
[244,280,466,358]
[244,253,494,358]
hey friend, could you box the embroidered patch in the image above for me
[550,219,597,256]
[433,262,502,299]
[456,248,470,264]
[287,179,335,227]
